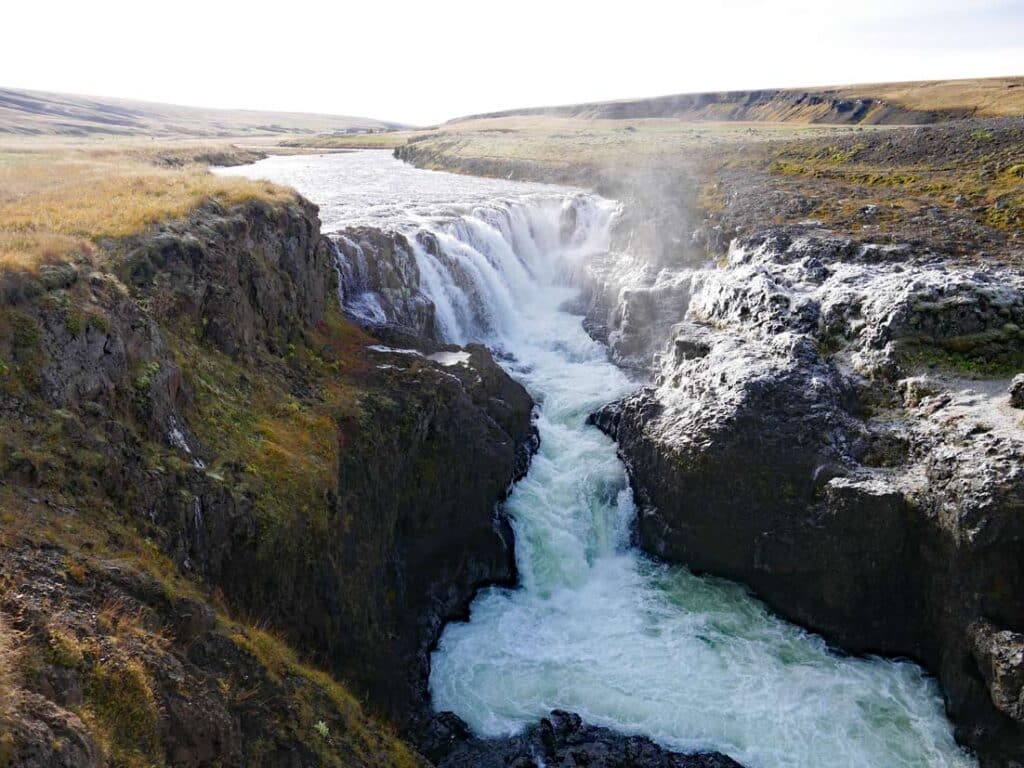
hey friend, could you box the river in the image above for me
[217,150,975,768]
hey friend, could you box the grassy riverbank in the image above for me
[392,114,1023,264]
[0,139,287,273]
[0,134,429,767]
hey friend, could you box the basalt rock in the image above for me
[596,229,1024,765]
[1011,374,1024,409]
[332,228,437,338]
[250,341,535,729]
[1,195,536,762]
[425,710,745,768]
[118,197,332,360]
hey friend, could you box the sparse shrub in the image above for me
[133,361,160,392]
[0,616,21,719]
[8,311,40,350]
[314,720,330,739]
[44,627,85,669]
[64,310,84,337]
[84,659,162,767]
[63,556,87,584]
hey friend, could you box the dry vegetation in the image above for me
[0,613,20,716]
[444,76,1024,124]
[849,77,1024,117]
[392,116,875,174]
[0,87,402,138]
[283,117,864,156]
[0,141,291,273]
[280,132,423,150]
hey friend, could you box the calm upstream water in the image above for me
[217,151,975,768]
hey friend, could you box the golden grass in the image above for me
[848,77,1024,117]
[397,116,875,182]
[281,132,421,150]
[82,657,163,768]
[0,143,292,274]
[0,613,21,719]
[232,625,423,768]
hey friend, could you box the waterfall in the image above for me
[330,193,618,345]
[217,151,976,768]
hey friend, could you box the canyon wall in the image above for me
[0,194,534,764]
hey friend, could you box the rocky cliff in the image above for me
[0,193,535,764]
[592,228,1024,766]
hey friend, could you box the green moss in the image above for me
[230,626,422,768]
[971,129,995,142]
[983,196,1024,231]
[901,338,1024,377]
[133,361,160,392]
[64,310,84,338]
[8,311,40,350]
[170,302,374,583]
[84,659,163,768]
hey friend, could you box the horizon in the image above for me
[6,0,1024,125]
[5,72,1022,129]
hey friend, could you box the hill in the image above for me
[448,76,1024,125]
[0,86,405,137]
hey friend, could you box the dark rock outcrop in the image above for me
[247,342,536,728]
[1011,374,1024,408]
[332,228,437,338]
[119,197,333,360]
[1,194,536,762]
[595,229,1024,766]
[423,710,744,768]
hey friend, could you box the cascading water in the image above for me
[216,152,976,768]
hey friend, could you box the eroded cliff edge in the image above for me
[0,193,534,765]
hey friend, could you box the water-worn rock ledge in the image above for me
[421,710,743,768]
[591,228,1024,766]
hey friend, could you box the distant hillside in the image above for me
[449,76,1024,125]
[0,87,406,137]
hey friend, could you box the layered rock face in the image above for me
[593,228,1024,765]
[282,341,534,727]
[332,228,437,338]
[1,195,535,763]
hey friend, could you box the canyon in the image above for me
[0,89,1022,768]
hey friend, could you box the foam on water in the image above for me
[216,152,976,768]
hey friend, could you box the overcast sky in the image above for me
[5,0,1023,125]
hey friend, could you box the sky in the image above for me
[4,0,1023,125]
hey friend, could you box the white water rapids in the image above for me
[217,152,975,768]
